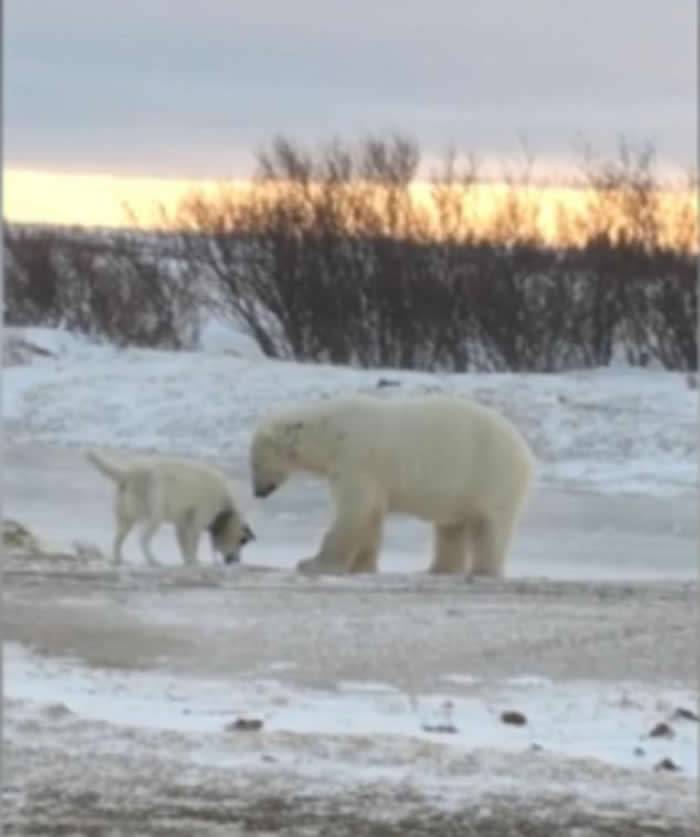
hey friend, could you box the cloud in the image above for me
[6,1,696,176]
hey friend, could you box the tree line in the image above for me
[5,135,697,371]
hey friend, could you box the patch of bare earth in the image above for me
[3,545,697,836]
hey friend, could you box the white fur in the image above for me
[86,451,253,567]
[251,394,534,577]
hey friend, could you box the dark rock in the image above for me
[654,757,680,772]
[226,718,264,732]
[671,706,699,722]
[421,723,458,735]
[501,710,528,727]
[648,722,674,739]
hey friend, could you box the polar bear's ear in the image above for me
[283,421,305,443]
[278,421,305,460]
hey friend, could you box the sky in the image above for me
[4,1,697,225]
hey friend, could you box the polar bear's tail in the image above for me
[85,450,129,484]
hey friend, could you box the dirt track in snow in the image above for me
[4,555,697,836]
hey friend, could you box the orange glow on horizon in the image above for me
[4,168,696,249]
[4,169,243,229]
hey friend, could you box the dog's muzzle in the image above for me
[224,552,241,565]
[254,483,276,499]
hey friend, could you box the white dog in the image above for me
[86,451,254,567]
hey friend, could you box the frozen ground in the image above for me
[3,326,697,498]
[2,327,698,834]
[3,560,697,834]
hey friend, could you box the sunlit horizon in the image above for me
[4,169,242,229]
[4,167,696,249]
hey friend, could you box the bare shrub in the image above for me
[9,134,695,371]
[5,225,62,325]
[576,141,697,368]
[627,249,697,370]
[5,226,195,348]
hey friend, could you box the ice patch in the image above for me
[5,642,697,776]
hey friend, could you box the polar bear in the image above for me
[250,394,534,577]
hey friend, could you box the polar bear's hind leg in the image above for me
[471,508,518,578]
[430,521,472,575]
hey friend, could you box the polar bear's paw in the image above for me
[297,555,347,576]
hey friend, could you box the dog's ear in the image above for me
[209,509,233,538]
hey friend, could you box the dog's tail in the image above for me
[86,450,129,484]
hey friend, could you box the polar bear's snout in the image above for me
[250,430,290,498]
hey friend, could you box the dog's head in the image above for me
[208,509,255,565]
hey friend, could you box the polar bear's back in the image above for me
[314,394,534,522]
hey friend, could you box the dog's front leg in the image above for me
[176,520,199,565]
[186,531,201,565]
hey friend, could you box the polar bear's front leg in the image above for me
[297,475,384,575]
[348,511,383,573]
[297,520,360,575]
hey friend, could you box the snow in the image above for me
[3,326,697,829]
[3,326,696,498]
[4,325,95,358]
[198,316,266,359]
[6,642,697,776]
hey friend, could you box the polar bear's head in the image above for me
[250,419,304,498]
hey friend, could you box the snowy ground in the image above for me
[2,326,698,834]
[3,325,697,498]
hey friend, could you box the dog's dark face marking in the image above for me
[240,523,255,546]
[209,509,233,539]
[209,510,255,565]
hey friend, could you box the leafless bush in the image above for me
[8,134,696,371]
[626,249,697,370]
[4,225,62,325]
[170,136,446,366]
[170,135,696,372]
[576,142,697,368]
[5,226,196,348]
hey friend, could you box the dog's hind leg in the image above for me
[113,519,132,565]
[139,520,161,566]
[136,473,165,567]
[113,488,135,565]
